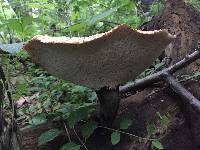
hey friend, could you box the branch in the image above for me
[165,74,200,112]
[119,48,200,96]
[119,45,200,113]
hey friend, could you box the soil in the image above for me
[20,81,200,150]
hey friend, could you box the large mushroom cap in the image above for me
[23,24,175,89]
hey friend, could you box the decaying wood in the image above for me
[140,0,200,68]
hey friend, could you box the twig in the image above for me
[164,74,200,112]
[73,128,89,150]
[119,49,200,96]
[119,47,200,114]
[63,122,71,143]
[98,125,156,141]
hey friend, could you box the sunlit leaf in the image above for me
[151,140,164,150]
[63,23,86,32]
[88,8,117,25]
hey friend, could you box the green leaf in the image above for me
[63,23,86,32]
[154,62,164,70]
[111,131,120,145]
[156,112,163,120]
[28,3,55,9]
[21,16,35,25]
[146,123,156,136]
[16,82,27,95]
[160,115,170,126]
[60,142,80,150]
[151,140,164,150]
[31,113,47,125]
[88,8,117,25]
[38,128,61,146]
[81,120,97,139]
[156,112,170,126]
[67,106,93,128]
[120,119,132,130]
[150,1,164,16]
[194,72,200,77]
[6,18,22,33]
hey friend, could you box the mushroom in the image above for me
[23,24,175,90]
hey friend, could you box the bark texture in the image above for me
[140,0,200,71]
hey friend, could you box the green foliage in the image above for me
[188,0,200,11]
[1,52,96,129]
[146,112,170,150]
[146,122,156,136]
[156,112,170,126]
[151,140,164,150]
[30,113,47,126]
[15,80,28,96]
[149,1,164,16]
[138,59,164,79]
[38,128,61,146]
[120,118,132,130]
[111,131,120,145]
[67,105,95,128]
[0,0,164,43]
[60,142,80,150]
[87,8,117,25]
[81,120,98,139]
[180,71,200,82]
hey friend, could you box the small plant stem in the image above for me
[63,122,71,142]
[0,1,13,43]
[98,125,156,141]
[73,128,89,150]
